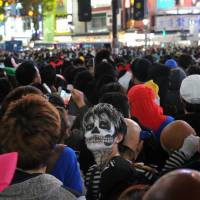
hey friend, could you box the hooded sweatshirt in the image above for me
[0,173,77,200]
[128,84,174,141]
[164,67,186,115]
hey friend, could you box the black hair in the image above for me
[15,61,37,85]
[99,92,130,118]
[83,103,127,138]
[0,78,13,103]
[94,61,118,80]
[40,65,56,87]
[130,58,152,83]
[95,49,111,66]
[99,82,125,98]
[187,65,200,75]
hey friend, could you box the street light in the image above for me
[143,18,149,52]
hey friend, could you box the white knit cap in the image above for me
[180,75,200,104]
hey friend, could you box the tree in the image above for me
[20,0,55,40]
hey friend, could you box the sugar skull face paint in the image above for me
[84,113,115,151]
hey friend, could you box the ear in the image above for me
[114,133,124,144]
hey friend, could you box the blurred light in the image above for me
[143,19,149,26]
[157,0,175,9]
[125,0,130,8]
[193,8,200,14]
[67,14,72,22]
[136,2,142,9]
[67,0,72,14]
[0,14,4,21]
[28,10,34,17]
[178,9,191,14]
[165,10,178,14]
[162,29,166,37]
[5,2,9,7]
[8,0,14,4]
[29,41,34,48]
[0,0,3,7]
[16,2,22,9]
[131,0,134,5]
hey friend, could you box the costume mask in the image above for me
[84,113,115,152]
[83,103,127,166]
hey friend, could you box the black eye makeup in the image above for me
[86,123,94,131]
[99,121,110,130]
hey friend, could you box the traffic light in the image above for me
[4,0,15,6]
[28,10,34,17]
[78,0,91,22]
[162,28,166,37]
[133,0,145,20]
[0,13,4,21]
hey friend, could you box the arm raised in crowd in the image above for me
[162,134,200,174]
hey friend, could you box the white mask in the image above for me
[84,113,115,152]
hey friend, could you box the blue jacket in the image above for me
[51,146,83,194]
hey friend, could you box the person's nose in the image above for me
[91,126,100,134]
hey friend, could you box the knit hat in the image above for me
[180,75,200,104]
[0,152,18,192]
[165,59,177,68]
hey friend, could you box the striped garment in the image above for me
[84,158,157,199]
[85,164,101,200]
[162,150,188,174]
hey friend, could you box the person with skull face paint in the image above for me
[83,103,148,200]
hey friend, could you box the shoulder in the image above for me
[55,186,78,200]
[62,146,76,156]
[39,174,77,200]
[103,156,134,174]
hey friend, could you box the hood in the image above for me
[128,84,167,132]
[168,68,186,90]
[0,174,76,200]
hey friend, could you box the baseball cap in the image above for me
[180,75,200,104]
[165,59,177,68]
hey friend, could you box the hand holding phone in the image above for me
[71,88,85,108]
[60,89,71,105]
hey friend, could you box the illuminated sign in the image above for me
[56,15,72,33]
[157,0,175,9]
[155,14,200,32]
[91,0,112,8]
[56,0,67,15]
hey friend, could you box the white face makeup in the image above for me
[84,113,115,152]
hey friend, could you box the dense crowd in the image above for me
[1,45,200,200]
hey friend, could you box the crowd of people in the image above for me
[0,45,200,200]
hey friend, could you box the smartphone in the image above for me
[60,89,71,105]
